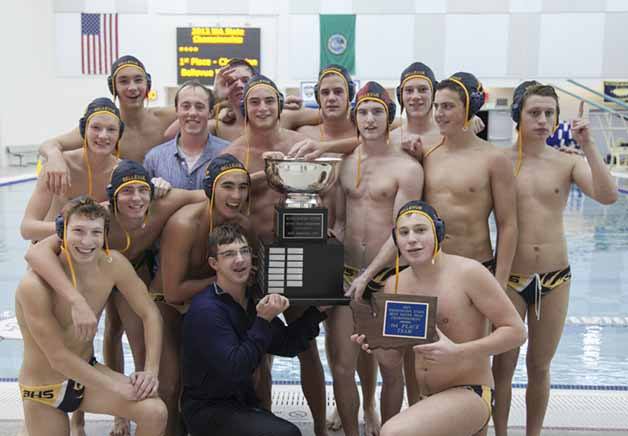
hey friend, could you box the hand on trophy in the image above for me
[412,326,461,366]
[256,294,290,321]
[350,334,373,354]
[262,151,286,160]
[286,138,323,160]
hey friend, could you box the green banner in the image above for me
[320,15,355,74]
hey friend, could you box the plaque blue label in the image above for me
[382,301,429,339]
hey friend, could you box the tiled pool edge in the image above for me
[2,383,628,431]
[0,174,36,187]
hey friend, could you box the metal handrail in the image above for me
[552,85,627,120]
[551,84,628,155]
[567,79,628,111]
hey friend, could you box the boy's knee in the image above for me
[492,353,518,378]
[380,419,404,436]
[379,365,402,384]
[136,397,168,429]
[331,361,355,379]
[526,359,551,378]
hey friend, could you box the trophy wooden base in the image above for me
[351,293,438,349]
[257,238,348,305]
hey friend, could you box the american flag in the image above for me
[81,13,118,75]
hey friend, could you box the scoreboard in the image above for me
[176,27,261,86]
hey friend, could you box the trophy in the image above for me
[257,157,347,305]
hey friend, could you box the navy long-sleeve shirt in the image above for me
[182,284,326,411]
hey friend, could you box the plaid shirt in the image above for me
[143,134,229,190]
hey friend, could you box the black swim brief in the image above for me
[457,384,494,429]
[508,266,571,319]
[20,356,97,413]
[343,264,409,299]
[481,258,496,275]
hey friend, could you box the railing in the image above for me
[553,80,628,169]
[5,145,39,167]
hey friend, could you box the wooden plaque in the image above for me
[350,293,438,349]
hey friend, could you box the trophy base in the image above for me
[258,238,348,305]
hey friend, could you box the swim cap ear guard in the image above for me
[469,86,485,116]
[314,64,356,106]
[55,214,65,240]
[239,75,285,119]
[107,55,152,98]
[395,62,437,113]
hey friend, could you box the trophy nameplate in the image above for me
[275,207,327,241]
[351,293,438,348]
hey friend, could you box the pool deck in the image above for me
[1,383,627,435]
[1,423,627,436]
[0,166,36,187]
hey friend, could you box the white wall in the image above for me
[0,0,103,158]
[1,0,627,159]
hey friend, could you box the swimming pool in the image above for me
[1,180,627,386]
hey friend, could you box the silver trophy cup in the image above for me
[264,157,342,209]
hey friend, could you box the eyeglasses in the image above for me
[217,246,252,259]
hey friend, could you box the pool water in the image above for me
[1,181,627,386]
